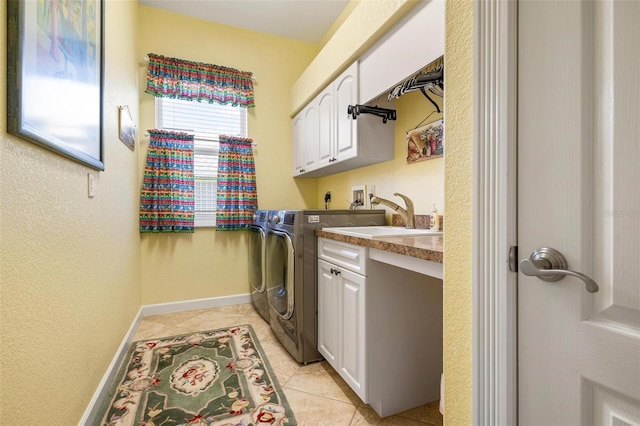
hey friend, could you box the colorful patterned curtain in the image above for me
[145,53,255,108]
[140,130,195,233]
[216,136,258,230]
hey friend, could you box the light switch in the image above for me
[88,173,95,198]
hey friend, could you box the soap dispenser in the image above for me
[430,203,440,231]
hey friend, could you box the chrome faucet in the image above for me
[369,192,415,228]
[349,198,364,209]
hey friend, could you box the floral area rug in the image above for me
[97,324,296,425]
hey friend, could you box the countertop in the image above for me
[316,229,443,264]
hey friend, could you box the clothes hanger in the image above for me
[388,64,445,113]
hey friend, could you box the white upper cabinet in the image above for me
[292,61,394,178]
[292,96,319,176]
[334,62,358,162]
[302,102,318,172]
[292,91,319,176]
[291,1,445,178]
[316,86,334,168]
[292,114,305,175]
[359,0,445,104]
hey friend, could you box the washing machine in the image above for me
[266,209,385,363]
[248,210,270,322]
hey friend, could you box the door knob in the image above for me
[519,247,599,293]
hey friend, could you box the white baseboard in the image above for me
[78,306,143,426]
[79,293,252,425]
[140,293,252,317]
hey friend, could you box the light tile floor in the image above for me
[132,303,443,426]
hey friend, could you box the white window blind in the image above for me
[156,97,248,227]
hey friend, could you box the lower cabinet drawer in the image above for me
[318,238,367,275]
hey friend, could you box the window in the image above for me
[156,97,248,227]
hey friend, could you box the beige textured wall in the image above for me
[137,6,320,304]
[443,0,474,424]
[0,1,141,424]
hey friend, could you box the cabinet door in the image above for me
[302,103,318,172]
[339,267,367,401]
[318,259,339,367]
[317,87,335,168]
[335,61,359,162]
[292,113,305,176]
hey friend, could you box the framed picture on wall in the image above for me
[7,0,105,170]
[406,119,444,164]
[118,105,136,151]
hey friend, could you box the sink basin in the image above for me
[322,226,442,239]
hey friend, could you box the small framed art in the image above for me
[406,119,444,164]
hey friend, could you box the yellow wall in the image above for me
[444,0,474,424]
[316,89,444,220]
[137,6,320,304]
[0,1,475,423]
[291,0,419,114]
[317,0,361,48]
[0,1,141,424]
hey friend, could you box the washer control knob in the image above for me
[271,215,281,224]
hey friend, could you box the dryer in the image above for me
[248,210,270,322]
[266,209,385,363]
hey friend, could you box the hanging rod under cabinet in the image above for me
[347,105,397,123]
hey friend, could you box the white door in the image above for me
[335,62,358,161]
[317,88,334,167]
[303,102,317,172]
[518,1,640,425]
[292,113,304,175]
[317,259,339,366]
[339,267,366,401]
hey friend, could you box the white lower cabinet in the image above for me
[317,238,367,400]
[317,258,339,366]
[318,258,367,400]
[317,237,443,418]
[339,269,366,397]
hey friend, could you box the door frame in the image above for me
[472,0,518,424]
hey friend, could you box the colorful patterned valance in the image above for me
[216,136,258,230]
[145,53,255,108]
[139,130,195,233]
